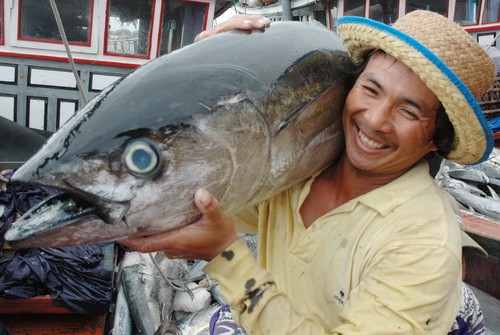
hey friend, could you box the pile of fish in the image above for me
[435,148,500,222]
[112,234,257,335]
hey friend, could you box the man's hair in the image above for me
[433,104,455,158]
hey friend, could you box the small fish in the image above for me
[121,262,163,335]
[441,184,500,219]
[208,283,227,306]
[447,168,489,185]
[437,167,488,197]
[436,161,500,221]
[184,260,209,283]
[6,21,354,248]
[155,323,182,335]
[175,303,223,335]
[469,162,500,180]
[112,280,135,335]
[486,184,499,200]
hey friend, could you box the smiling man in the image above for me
[121,10,496,335]
[343,52,440,177]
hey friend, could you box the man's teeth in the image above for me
[358,130,387,149]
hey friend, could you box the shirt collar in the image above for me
[356,160,435,216]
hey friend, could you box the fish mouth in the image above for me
[4,190,131,248]
[59,179,131,225]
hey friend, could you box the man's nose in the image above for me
[364,102,393,133]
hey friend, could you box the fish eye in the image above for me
[123,140,161,176]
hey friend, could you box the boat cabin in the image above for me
[0,0,230,132]
[235,0,500,39]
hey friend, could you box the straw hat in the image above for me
[337,10,496,164]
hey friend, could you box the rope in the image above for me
[48,0,87,104]
[148,252,195,300]
[486,33,500,51]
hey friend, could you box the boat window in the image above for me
[405,0,447,16]
[314,10,328,27]
[158,0,207,55]
[454,0,479,25]
[369,0,398,24]
[344,0,366,16]
[483,0,500,23]
[106,0,154,57]
[19,0,92,44]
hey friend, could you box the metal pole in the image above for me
[49,0,88,104]
[281,0,293,21]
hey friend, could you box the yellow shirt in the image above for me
[204,161,462,334]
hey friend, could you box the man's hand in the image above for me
[0,169,12,193]
[195,14,271,42]
[119,189,239,261]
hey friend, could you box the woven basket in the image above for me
[479,76,500,119]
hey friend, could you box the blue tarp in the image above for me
[488,116,500,133]
[0,170,113,314]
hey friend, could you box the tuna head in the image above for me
[5,21,354,248]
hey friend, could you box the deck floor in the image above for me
[0,314,106,335]
[469,285,500,335]
[0,287,497,334]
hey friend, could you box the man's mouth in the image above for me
[358,128,389,150]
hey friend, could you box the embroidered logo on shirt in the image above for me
[333,290,345,306]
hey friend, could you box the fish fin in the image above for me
[276,80,347,135]
[276,103,307,134]
[467,204,476,214]
[486,184,500,200]
[269,48,352,135]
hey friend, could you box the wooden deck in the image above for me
[469,285,500,335]
[462,212,500,300]
[0,295,108,334]
[0,245,117,334]
[456,210,500,335]
[0,313,106,335]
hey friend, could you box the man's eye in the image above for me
[402,109,419,120]
[362,85,377,95]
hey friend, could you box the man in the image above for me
[121,11,496,334]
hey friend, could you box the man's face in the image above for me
[342,52,440,178]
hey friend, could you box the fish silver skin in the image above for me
[175,303,222,335]
[441,184,500,219]
[5,21,354,248]
[112,278,134,335]
[121,262,163,335]
[436,152,500,221]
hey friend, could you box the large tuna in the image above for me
[5,21,355,248]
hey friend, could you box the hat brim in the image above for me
[337,16,493,164]
[461,229,488,256]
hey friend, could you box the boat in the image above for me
[0,1,232,333]
[0,0,498,333]
[0,0,232,133]
[231,0,500,37]
[0,0,499,134]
